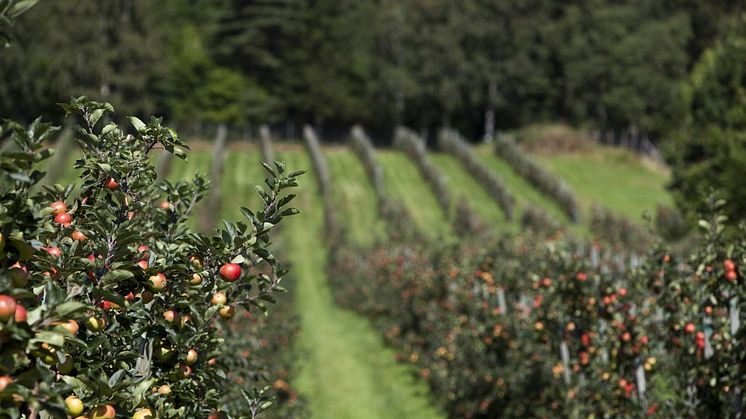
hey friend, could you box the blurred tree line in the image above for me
[0,0,741,138]
[1,0,745,220]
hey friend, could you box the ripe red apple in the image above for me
[91,404,116,419]
[208,411,227,419]
[185,349,198,365]
[43,246,62,258]
[575,272,587,282]
[0,375,12,391]
[54,212,72,226]
[219,305,236,319]
[14,304,26,323]
[617,288,627,297]
[137,245,149,253]
[72,230,87,241]
[137,260,149,270]
[211,292,227,305]
[639,335,649,345]
[148,273,167,292]
[684,322,696,334]
[65,395,84,416]
[159,200,170,210]
[541,277,551,287]
[124,292,135,301]
[725,270,737,281]
[705,306,713,315]
[104,178,119,190]
[0,295,17,322]
[208,357,218,366]
[621,332,631,342]
[50,201,67,215]
[219,263,242,282]
[724,259,736,272]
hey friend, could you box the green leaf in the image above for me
[102,269,134,282]
[53,301,87,318]
[129,116,146,132]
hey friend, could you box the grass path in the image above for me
[325,149,385,246]
[278,150,443,419]
[377,150,451,239]
[430,152,508,230]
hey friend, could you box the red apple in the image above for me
[724,259,736,272]
[148,273,167,292]
[163,309,178,324]
[14,304,26,323]
[104,178,119,190]
[575,272,587,282]
[71,230,87,241]
[137,260,149,270]
[684,322,696,334]
[219,263,242,282]
[725,270,737,281]
[54,212,72,226]
[0,295,17,322]
[50,201,67,215]
[44,246,62,258]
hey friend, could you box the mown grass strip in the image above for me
[430,153,508,230]
[534,149,673,222]
[325,148,385,247]
[277,149,444,419]
[377,150,451,240]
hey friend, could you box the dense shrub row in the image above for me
[328,202,744,418]
[302,125,338,236]
[494,135,581,223]
[0,98,303,418]
[520,205,562,236]
[590,205,652,251]
[394,127,485,236]
[349,126,385,209]
[259,125,275,167]
[437,129,515,221]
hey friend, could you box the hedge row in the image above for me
[437,129,515,221]
[394,127,485,237]
[328,204,744,418]
[590,205,652,251]
[259,125,275,167]
[302,125,338,236]
[349,126,385,209]
[494,135,581,223]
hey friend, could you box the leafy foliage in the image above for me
[0,98,303,418]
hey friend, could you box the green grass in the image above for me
[278,149,444,419]
[377,150,451,239]
[219,147,264,222]
[474,145,571,226]
[430,153,508,230]
[535,148,673,222]
[325,149,385,246]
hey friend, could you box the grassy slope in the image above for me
[278,149,443,419]
[376,150,451,239]
[430,153,508,230]
[535,149,673,222]
[325,149,385,247]
[473,145,570,225]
